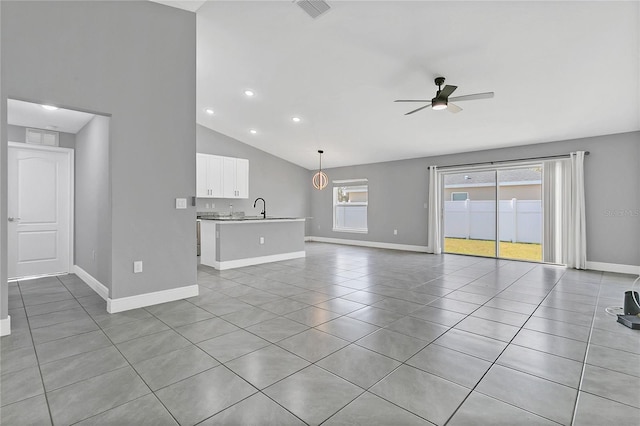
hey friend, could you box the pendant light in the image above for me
[312,150,328,190]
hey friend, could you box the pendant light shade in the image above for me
[312,150,328,190]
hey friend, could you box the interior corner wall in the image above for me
[196,125,311,230]
[310,131,640,267]
[1,1,197,301]
[75,115,112,292]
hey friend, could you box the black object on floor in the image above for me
[617,314,640,330]
[623,291,640,315]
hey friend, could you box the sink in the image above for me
[198,212,245,220]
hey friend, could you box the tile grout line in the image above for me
[51,275,183,426]
[569,274,613,426]
[14,276,61,426]
[442,266,574,425]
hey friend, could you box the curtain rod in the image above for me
[431,151,590,170]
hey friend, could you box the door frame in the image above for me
[8,142,75,279]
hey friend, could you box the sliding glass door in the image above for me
[497,167,542,261]
[443,165,542,262]
[443,170,497,257]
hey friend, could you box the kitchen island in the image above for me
[199,217,305,270]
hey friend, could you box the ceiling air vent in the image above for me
[26,128,59,147]
[296,0,331,19]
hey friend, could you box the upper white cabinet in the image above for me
[197,153,248,199]
[196,153,223,198]
[223,157,249,198]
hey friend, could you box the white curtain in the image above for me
[542,159,570,264]
[542,151,587,268]
[427,166,442,254]
[568,151,587,269]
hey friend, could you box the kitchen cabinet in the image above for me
[197,153,248,199]
[196,153,223,198]
[223,157,249,198]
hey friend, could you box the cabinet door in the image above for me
[235,158,249,199]
[196,154,210,197]
[208,155,224,197]
[222,157,237,198]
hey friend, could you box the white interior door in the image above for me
[8,144,72,279]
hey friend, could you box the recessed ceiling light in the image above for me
[41,105,59,111]
[244,89,255,97]
[204,108,214,115]
[292,116,301,123]
[249,129,257,135]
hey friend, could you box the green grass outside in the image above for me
[445,237,542,262]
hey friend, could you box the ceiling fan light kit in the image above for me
[431,98,448,110]
[395,76,494,115]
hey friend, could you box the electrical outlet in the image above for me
[205,203,210,209]
[133,261,143,273]
[211,203,215,209]
[176,198,187,209]
[259,236,265,245]
[394,229,398,235]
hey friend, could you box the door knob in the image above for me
[8,217,20,222]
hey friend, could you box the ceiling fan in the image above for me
[395,77,494,115]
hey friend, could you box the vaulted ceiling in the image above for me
[161,1,639,169]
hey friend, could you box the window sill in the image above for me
[332,228,368,234]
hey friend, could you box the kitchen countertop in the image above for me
[198,216,305,223]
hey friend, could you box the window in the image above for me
[333,179,368,233]
[451,192,469,201]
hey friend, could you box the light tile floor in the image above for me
[2,242,640,425]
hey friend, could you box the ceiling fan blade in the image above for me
[394,100,431,102]
[448,92,494,102]
[436,84,457,99]
[447,103,462,113]
[405,104,432,115]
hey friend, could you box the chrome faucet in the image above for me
[253,197,266,219]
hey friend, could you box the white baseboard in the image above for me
[107,285,199,314]
[1,315,11,336]
[213,251,306,270]
[304,236,312,242]
[308,236,429,253]
[73,265,109,301]
[586,261,640,275]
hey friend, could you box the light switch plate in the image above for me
[133,261,143,273]
[176,198,187,209]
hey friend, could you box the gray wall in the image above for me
[75,115,112,291]
[1,1,6,323]
[310,157,429,246]
[7,124,76,149]
[2,1,197,302]
[196,125,311,232]
[310,131,640,266]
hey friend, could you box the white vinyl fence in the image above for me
[335,205,368,230]
[444,199,541,244]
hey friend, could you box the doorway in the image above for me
[443,165,543,262]
[7,143,73,278]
